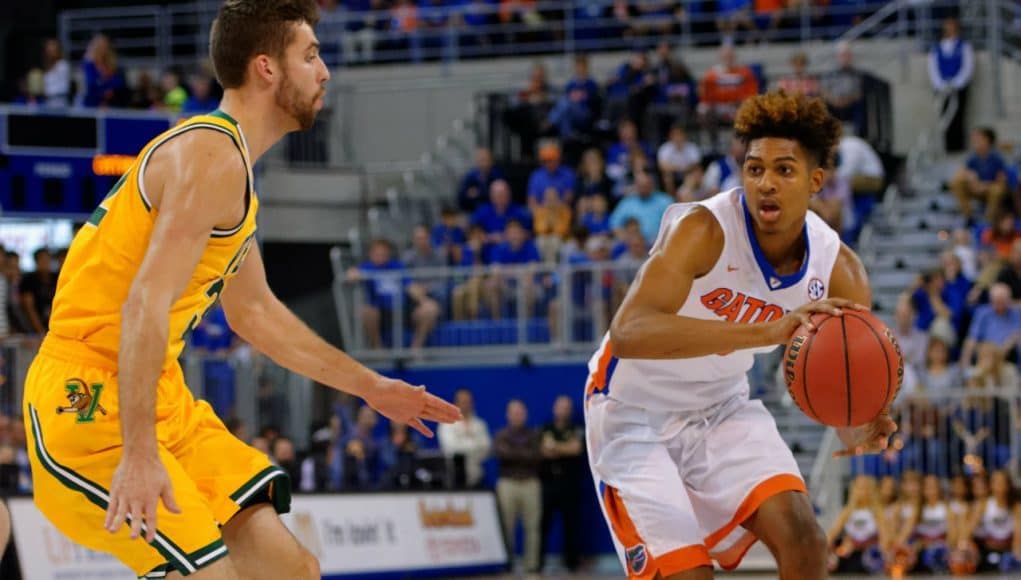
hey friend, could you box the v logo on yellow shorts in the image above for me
[56,378,107,423]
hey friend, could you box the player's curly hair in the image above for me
[733,91,842,169]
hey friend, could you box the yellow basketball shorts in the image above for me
[22,338,291,578]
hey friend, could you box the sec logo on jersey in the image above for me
[807,278,825,301]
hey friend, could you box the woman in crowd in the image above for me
[966,470,1021,571]
[911,474,952,572]
[921,337,962,393]
[887,471,923,573]
[80,34,127,107]
[827,475,887,573]
[574,148,614,212]
[948,475,972,547]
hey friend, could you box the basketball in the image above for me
[783,311,904,428]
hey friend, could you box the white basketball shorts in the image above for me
[585,390,806,578]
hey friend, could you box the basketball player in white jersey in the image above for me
[584,92,897,579]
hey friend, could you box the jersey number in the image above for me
[180,234,255,340]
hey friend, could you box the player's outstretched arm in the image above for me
[610,206,845,359]
[828,243,898,457]
[108,130,248,542]
[219,244,461,437]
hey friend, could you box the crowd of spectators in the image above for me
[227,387,584,573]
[11,34,222,115]
[828,471,1021,574]
[315,0,878,65]
[345,41,886,350]
[0,246,61,342]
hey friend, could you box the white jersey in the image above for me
[950,499,969,517]
[586,188,842,411]
[916,503,949,540]
[979,498,1015,542]
[845,508,879,544]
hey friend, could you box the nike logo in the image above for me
[727,265,739,272]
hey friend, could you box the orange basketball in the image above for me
[783,310,903,428]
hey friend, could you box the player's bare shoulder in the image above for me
[654,204,725,278]
[141,128,247,215]
[829,242,871,304]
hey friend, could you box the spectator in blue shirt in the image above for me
[605,50,656,126]
[960,283,1021,365]
[491,220,542,265]
[941,250,973,337]
[181,72,221,115]
[528,142,577,210]
[950,127,1009,224]
[472,180,532,243]
[345,239,440,351]
[80,34,128,108]
[458,147,506,213]
[608,172,673,243]
[451,225,492,321]
[432,206,468,264]
[578,194,611,236]
[606,119,655,195]
[485,219,542,319]
[909,269,960,350]
[548,55,601,141]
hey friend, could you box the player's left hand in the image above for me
[833,413,898,457]
[364,377,462,438]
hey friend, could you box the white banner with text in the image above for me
[9,491,507,579]
[281,491,508,575]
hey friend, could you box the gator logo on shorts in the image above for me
[626,543,648,575]
[55,378,107,423]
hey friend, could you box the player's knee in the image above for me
[772,506,826,556]
[419,299,440,319]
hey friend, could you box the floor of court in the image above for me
[475,571,1012,575]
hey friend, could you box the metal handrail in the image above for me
[810,387,1021,530]
[57,0,896,70]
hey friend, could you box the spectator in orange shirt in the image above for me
[698,44,759,150]
[533,187,573,263]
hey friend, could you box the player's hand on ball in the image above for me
[365,377,462,437]
[104,453,181,542]
[833,413,898,457]
[769,298,868,344]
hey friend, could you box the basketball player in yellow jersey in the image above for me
[22,2,461,579]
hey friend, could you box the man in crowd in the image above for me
[438,389,492,489]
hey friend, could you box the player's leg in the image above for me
[217,503,320,580]
[168,392,312,580]
[682,396,816,576]
[23,357,233,578]
[410,295,440,349]
[586,395,713,579]
[164,556,241,580]
[521,477,542,573]
[741,490,828,579]
[360,305,382,348]
[948,168,974,218]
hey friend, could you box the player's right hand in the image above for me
[766,298,869,344]
[365,377,462,438]
[104,452,181,542]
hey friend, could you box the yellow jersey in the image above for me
[48,110,259,369]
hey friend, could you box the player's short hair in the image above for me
[210,0,320,89]
[733,91,842,169]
